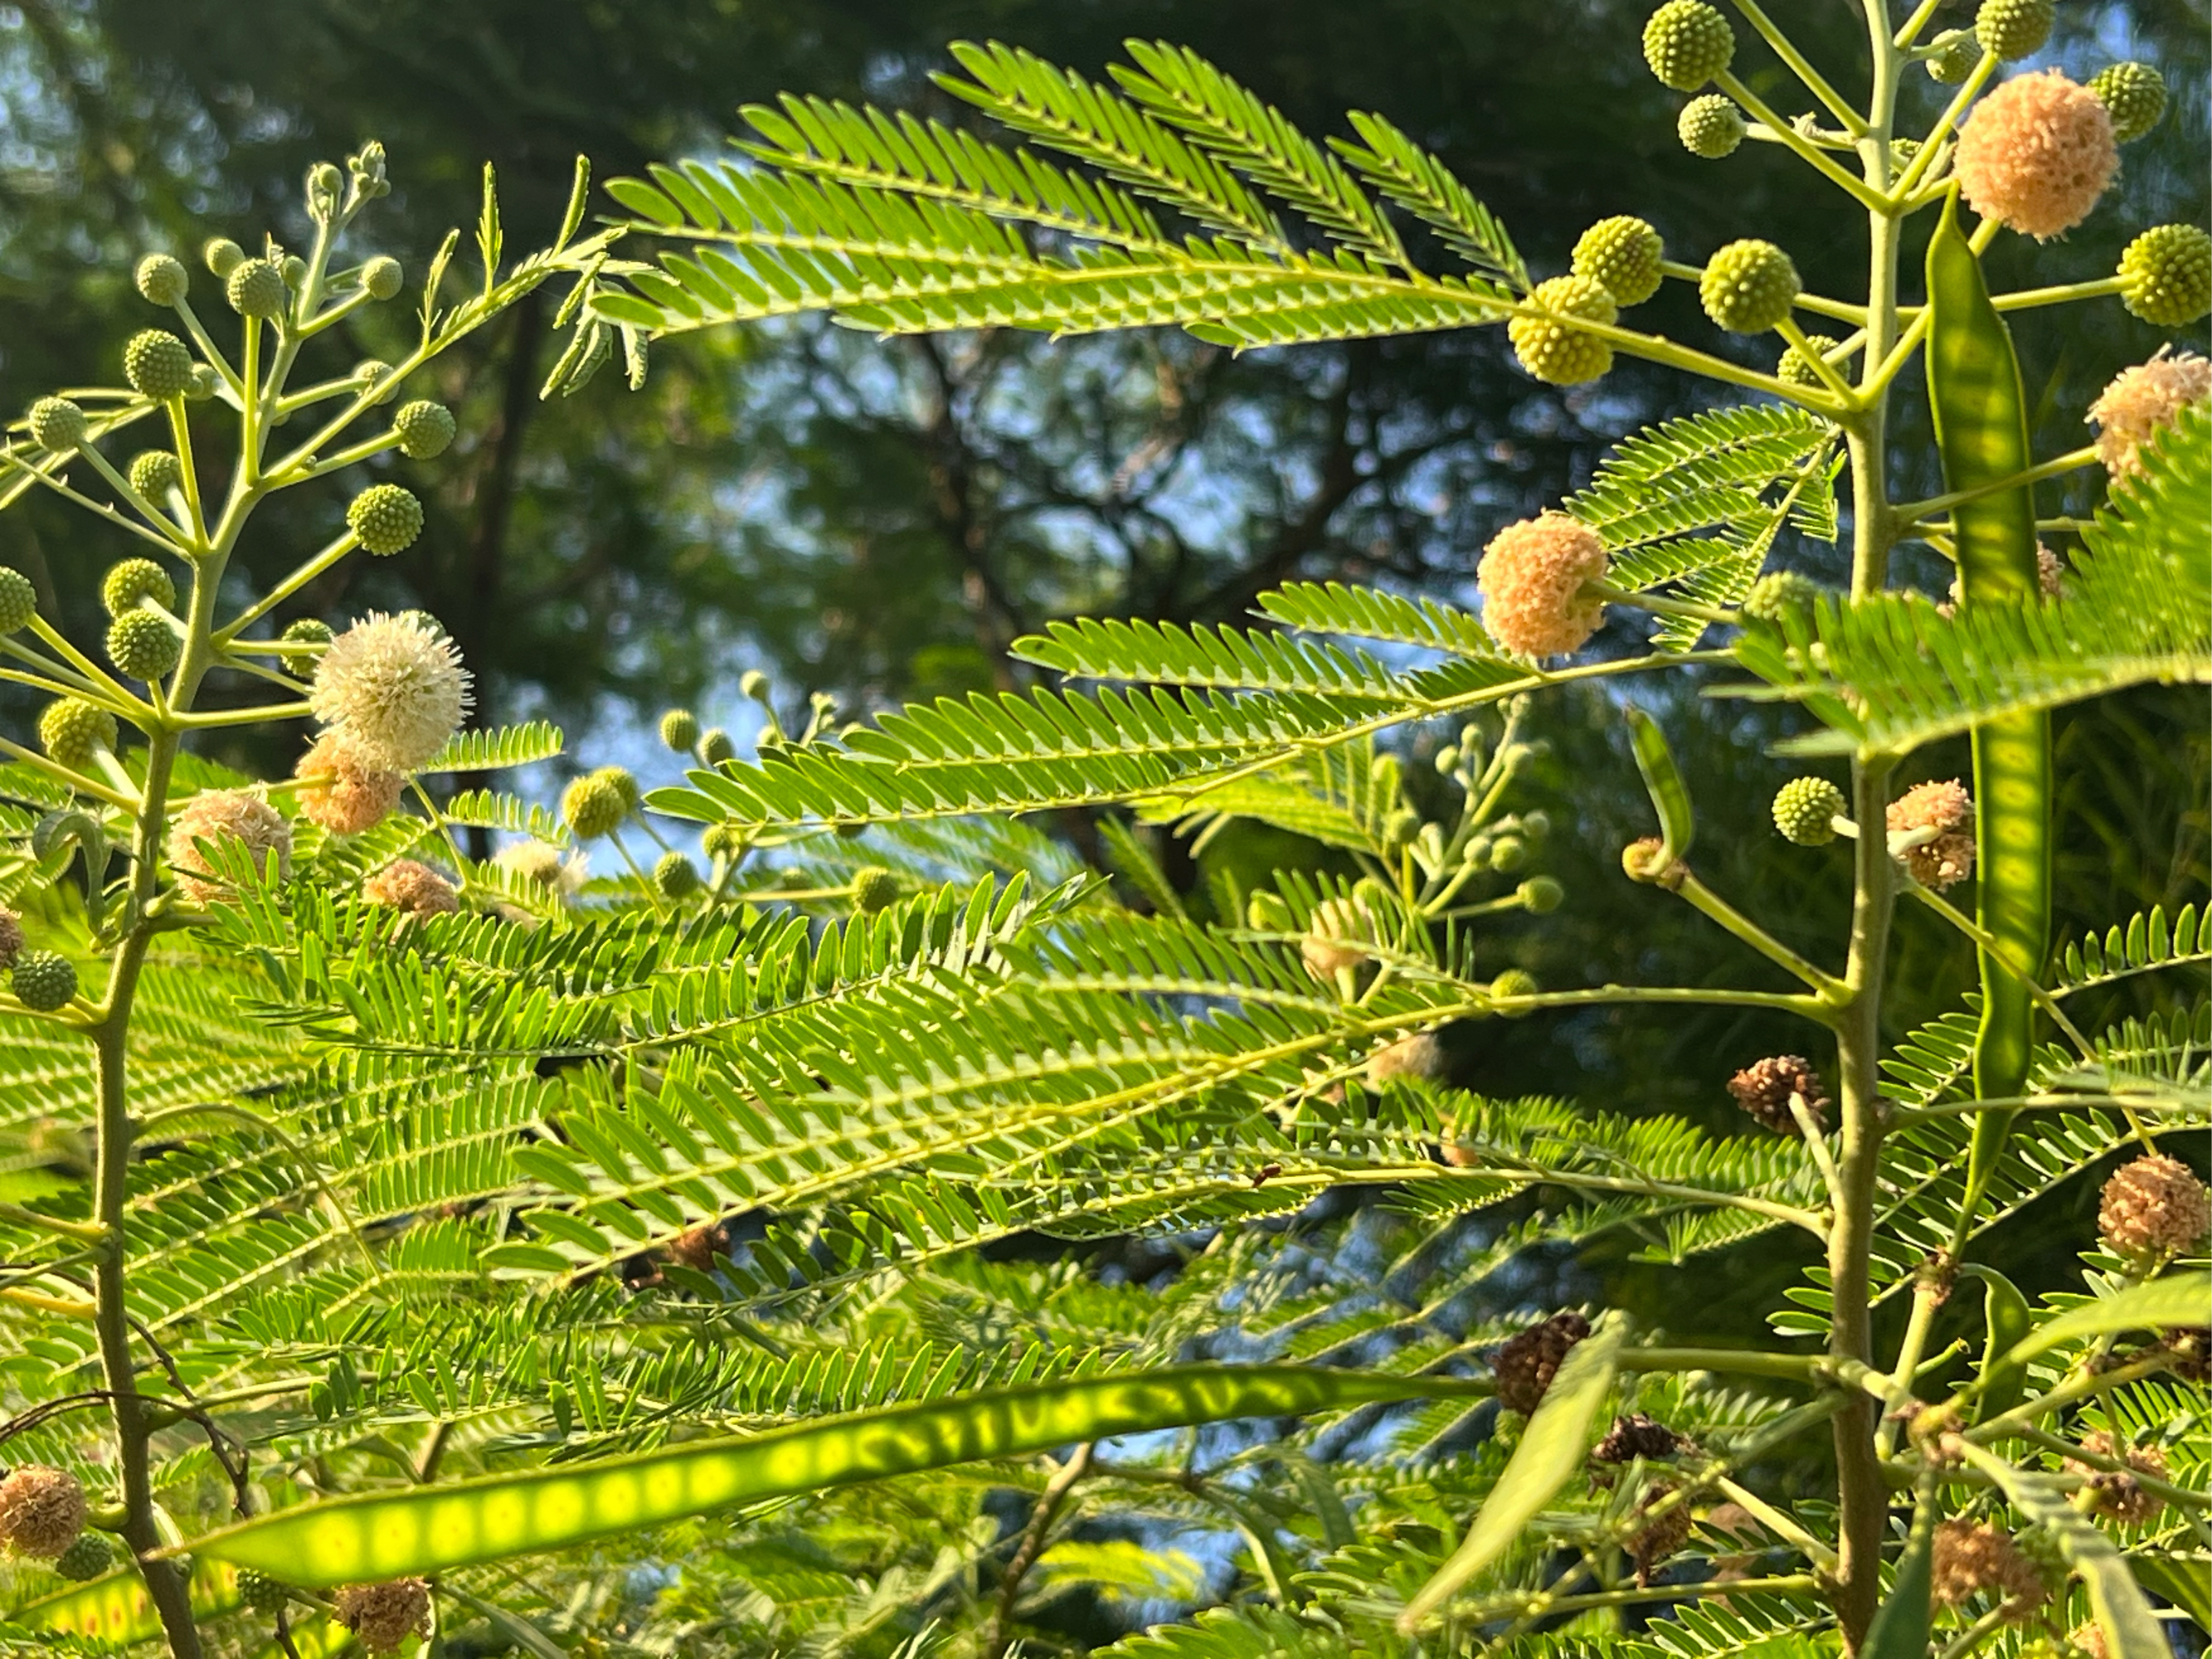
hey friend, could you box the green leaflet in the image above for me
[1860,1482,1936,1659]
[1924,192,2050,1226]
[1397,1313,1626,1629]
[1998,1270,2211,1365]
[182,1363,1480,1586]
[1626,707,1694,868]
[1958,1264,2030,1421]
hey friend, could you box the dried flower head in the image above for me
[1479,513,1609,657]
[335,1578,432,1654]
[1493,1311,1591,1415]
[362,859,459,918]
[0,907,21,974]
[0,1466,86,1559]
[1931,1519,2045,1616]
[668,1223,725,1273]
[310,612,471,773]
[2162,1326,2210,1384]
[1953,71,2117,240]
[1593,1413,1684,1464]
[294,734,405,835]
[1727,1055,1830,1136]
[1887,779,1976,890]
[2069,1623,2110,1659]
[1630,1482,1692,1584]
[2064,1430,2168,1525]
[2088,350,2212,480]
[2098,1154,2210,1262]
[1368,1032,1446,1086]
[1300,893,1378,982]
[167,789,291,903]
[1942,544,2065,613]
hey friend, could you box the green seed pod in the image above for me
[561,772,628,840]
[129,450,183,499]
[226,257,289,319]
[1489,834,1529,873]
[1777,334,1843,387]
[659,709,700,752]
[1490,967,1540,1015]
[134,252,188,306]
[2117,224,2212,327]
[0,568,35,635]
[347,484,425,556]
[1571,216,1665,307]
[1772,776,1847,846]
[1519,875,1565,914]
[107,611,182,680]
[39,698,117,768]
[654,850,701,898]
[11,949,78,1013]
[186,364,220,402]
[2088,62,2167,144]
[123,329,197,400]
[1510,275,1616,385]
[1975,0,2054,61]
[391,401,456,461]
[237,1569,293,1613]
[102,558,177,618]
[852,865,901,913]
[1740,570,1828,622]
[1923,29,1979,84]
[699,727,736,766]
[362,255,404,300]
[53,1531,113,1582]
[1642,0,1734,90]
[27,397,87,451]
[203,236,246,277]
[1678,94,1746,158]
[1699,240,1801,333]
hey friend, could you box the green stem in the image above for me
[1894,446,2099,526]
[215,532,359,644]
[1727,0,1868,134]
[1674,870,1850,998]
[1716,71,1892,210]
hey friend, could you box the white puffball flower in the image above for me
[309,611,472,773]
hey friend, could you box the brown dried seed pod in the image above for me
[1726,1055,1830,1136]
[1493,1311,1592,1416]
[1931,1519,2045,1618]
[2097,1155,2210,1262]
[1630,1482,1693,1584]
[0,1466,88,1559]
[335,1578,432,1654]
[1593,1413,1685,1464]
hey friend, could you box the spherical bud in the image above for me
[739,668,771,702]
[1571,216,1665,307]
[310,613,470,771]
[362,256,404,301]
[1593,1413,1684,1464]
[701,823,745,860]
[128,450,183,499]
[1925,30,1981,85]
[346,483,425,557]
[562,772,629,840]
[1509,275,1616,385]
[1488,833,1528,873]
[1630,1483,1693,1584]
[391,400,456,461]
[353,359,400,406]
[1932,1520,2045,1616]
[2064,1431,2168,1525]
[1643,1,1734,90]
[1490,968,1539,1014]
[2098,1154,2210,1262]
[1699,240,1800,334]
[334,1579,433,1655]
[0,907,22,972]
[1621,835,1685,890]
[39,698,117,769]
[1679,95,1746,158]
[9,951,77,1014]
[0,568,32,635]
[2088,62,2166,144]
[659,709,701,752]
[699,727,737,766]
[107,611,181,681]
[1433,744,1461,777]
[1728,1054,1830,1135]
[362,859,459,918]
[129,252,188,308]
[853,864,901,913]
[203,236,246,277]
[1519,875,1565,914]
[1741,571,1829,623]
[237,1569,293,1613]
[1772,776,1846,846]
[185,364,220,401]
[294,733,405,834]
[106,567,177,626]
[1887,779,1976,890]
[2088,349,2212,481]
[280,255,309,291]
[1478,513,1609,657]
[1301,893,1378,983]
[1954,71,2117,241]
[167,789,291,902]
[2116,225,2212,328]
[1975,0,2054,61]
[52,1531,113,1581]
[1777,334,1843,387]
[1368,1032,1446,1086]
[225,256,289,319]
[654,851,701,899]
[0,1466,86,1558]
[27,397,87,451]
[123,329,196,400]
[1492,1311,1590,1415]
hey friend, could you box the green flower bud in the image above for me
[1489,833,1529,873]
[659,709,700,752]
[1975,0,2053,61]
[53,1531,113,1582]
[10,949,78,1012]
[353,359,399,406]
[2117,224,2212,328]
[308,161,344,212]
[1699,239,1800,334]
[654,850,701,898]
[128,450,182,499]
[134,252,188,306]
[280,255,309,291]
[1490,967,1539,1014]
[1571,216,1665,307]
[1924,29,1980,84]
[852,865,901,913]
[102,558,176,618]
[237,1569,292,1613]
[1510,275,1616,385]
[1519,810,1552,839]
[123,329,196,400]
[362,255,404,300]
[1519,875,1565,914]
[699,727,736,766]
[1433,744,1461,776]
[1678,95,1746,158]
[347,483,425,556]
[1772,776,1848,846]
[1643,0,1734,90]
[39,698,117,769]
[1740,570,1829,622]
[203,236,246,277]
[0,567,35,634]
[702,822,745,859]
[279,617,334,661]
[1777,334,1843,387]
[226,257,289,319]
[2088,62,2168,144]
[740,669,771,701]
[185,364,220,402]
[1382,806,1421,853]
[27,397,87,451]
[561,771,628,840]
[107,610,182,680]
[391,400,456,461]
[593,765,641,814]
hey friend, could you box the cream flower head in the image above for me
[1479,513,1610,657]
[2088,349,2212,479]
[167,789,292,903]
[1953,71,2117,240]
[294,732,406,835]
[362,859,459,918]
[309,611,471,773]
[495,838,586,895]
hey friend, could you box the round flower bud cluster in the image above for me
[280,617,336,659]
[362,256,404,300]
[0,568,38,635]
[2064,1430,2168,1525]
[660,709,700,752]
[1519,875,1564,914]
[1493,1311,1591,1415]
[1728,1054,1830,1136]
[52,1531,113,1581]
[347,484,425,557]
[309,612,471,772]
[1679,95,1746,158]
[1478,513,1609,658]
[0,1466,86,1558]
[2088,62,2167,143]
[27,396,87,451]
[1630,1482,1692,1584]
[1931,1520,2045,1616]
[335,1579,433,1655]
[12,949,77,1011]
[168,789,292,902]
[700,728,737,766]
[852,865,901,913]
[1700,241,1800,334]
[1571,216,1665,307]
[1510,275,1616,385]
[1301,892,1378,982]
[1490,967,1539,1014]
[1924,30,1981,85]
[39,698,116,769]
[2088,350,2211,480]
[1642,1,1734,90]
[107,610,181,680]
[1772,777,1846,846]
[123,330,196,400]
[203,236,246,277]
[1593,1413,1683,1464]
[226,257,289,319]
[354,359,400,406]
[362,859,459,918]
[702,823,745,860]
[294,734,405,835]
[134,251,188,306]
[1953,71,2117,241]
[654,851,701,898]
[237,1569,293,1613]
[1887,779,1976,890]
[391,400,456,461]
[129,450,182,499]
[2098,1154,2210,1262]
[562,770,631,840]
[2116,225,2212,328]
[1777,335,1843,388]
[1367,1031,1445,1086]
[103,559,175,618]
[1975,0,2054,61]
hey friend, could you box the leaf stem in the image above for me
[1894,445,2099,526]
[1727,0,1869,135]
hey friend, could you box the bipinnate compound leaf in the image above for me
[2000,1270,2210,1367]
